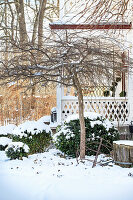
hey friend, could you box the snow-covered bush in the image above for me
[0,137,12,151]
[54,112,119,157]
[11,121,52,154]
[5,142,29,160]
[38,115,50,124]
[0,124,16,137]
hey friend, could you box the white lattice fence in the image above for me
[61,97,129,124]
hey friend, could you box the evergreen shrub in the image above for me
[12,130,52,154]
[10,121,52,154]
[5,142,29,160]
[54,114,119,157]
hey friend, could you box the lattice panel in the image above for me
[63,85,121,97]
[82,86,112,97]
[61,98,129,124]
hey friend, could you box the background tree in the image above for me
[0,0,59,118]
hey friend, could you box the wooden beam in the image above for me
[50,23,132,30]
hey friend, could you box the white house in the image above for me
[50,0,133,127]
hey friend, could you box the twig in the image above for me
[92,138,103,168]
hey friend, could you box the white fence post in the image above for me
[128,58,133,123]
[127,29,133,123]
[56,83,64,124]
[56,0,65,124]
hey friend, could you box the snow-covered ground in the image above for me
[0,113,133,200]
[0,149,133,200]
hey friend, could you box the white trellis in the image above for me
[56,85,129,125]
[62,96,128,123]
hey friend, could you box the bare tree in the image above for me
[63,0,131,23]
[0,30,129,158]
[0,0,59,108]
[0,0,59,47]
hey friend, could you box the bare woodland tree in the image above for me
[0,0,59,44]
[0,0,59,109]
[0,0,132,158]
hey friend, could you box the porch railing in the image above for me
[61,96,129,125]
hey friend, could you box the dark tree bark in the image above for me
[15,0,28,45]
[38,0,47,49]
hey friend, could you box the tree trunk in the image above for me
[31,84,36,109]
[15,0,28,45]
[38,0,47,49]
[32,12,39,45]
[74,73,86,159]
[78,87,86,159]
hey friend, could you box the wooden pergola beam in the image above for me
[50,23,132,30]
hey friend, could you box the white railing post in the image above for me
[56,0,65,124]
[125,0,133,123]
[127,29,133,123]
[56,83,63,124]
[128,57,133,123]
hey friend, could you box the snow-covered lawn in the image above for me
[0,149,133,200]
